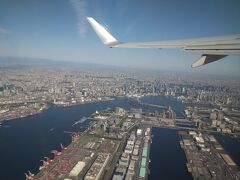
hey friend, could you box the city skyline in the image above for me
[0,0,240,75]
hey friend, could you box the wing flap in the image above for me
[191,55,227,68]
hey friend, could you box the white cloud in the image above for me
[0,27,9,34]
[70,0,87,37]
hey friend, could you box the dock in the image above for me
[179,131,240,180]
[32,108,153,180]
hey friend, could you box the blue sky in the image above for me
[0,0,240,75]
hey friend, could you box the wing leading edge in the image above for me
[87,17,240,68]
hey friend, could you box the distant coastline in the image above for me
[0,97,115,122]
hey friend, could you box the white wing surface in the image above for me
[87,17,240,68]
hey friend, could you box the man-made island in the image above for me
[29,107,240,180]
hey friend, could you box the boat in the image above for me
[72,117,87,126]
[49,128,55,132]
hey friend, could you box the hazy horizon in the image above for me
[1,56,240,80]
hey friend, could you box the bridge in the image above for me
[141,102,166,109]
[134,97,166,109]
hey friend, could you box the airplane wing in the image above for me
[86,17,240,68]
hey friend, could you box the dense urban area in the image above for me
[0,60,240,180]
[1,60,240,134]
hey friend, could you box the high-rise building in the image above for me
[210,111,217,120]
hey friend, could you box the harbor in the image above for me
[0,96,239,180]
[32,107,153,180]
[32,104,240,180]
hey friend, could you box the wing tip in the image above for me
[86,17,93,21]
[86,17,120,47]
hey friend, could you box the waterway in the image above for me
[214,134,240,166]
[141,95,185,117]
[0,97,138,180]
[148,128,193,180]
